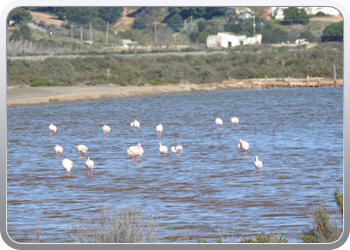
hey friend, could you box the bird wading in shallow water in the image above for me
[75,145,88,154]
[62,158,73,172]
[85,157,94,176]
[49,124,57,139]
[156,124,163,137]
[158,142,168,158]
[231,117,239,129]
[102,125,111,139]
[55,144,63,160]
[238,139,249,156]
[254,155,263,174]
[171,145,183,157]
[215,117,223,129]
[130,120,140,133]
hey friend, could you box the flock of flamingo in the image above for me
[49,116,263,176]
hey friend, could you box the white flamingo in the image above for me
[137,143,144,160]
[215,117,223,129]
[85,157,94,176]
[159,142,168,158]
[75,145,88,154]
[156,124,163,137]
[127,146,140,162]
[171,145,183,157]
[238,139,249,156]
[254,155,263,174]
[231,117,239,129]
[49,124,57,139]
[54,144,63,160]
[130,120,140,133]
[102,125,111,139]
[62,158,73,172]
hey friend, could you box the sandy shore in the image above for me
[7,82,249,108]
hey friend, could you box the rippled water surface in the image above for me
[7,88,343,243]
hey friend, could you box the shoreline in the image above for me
[7,81,342,108]
[7,82,249,108]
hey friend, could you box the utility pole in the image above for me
[80,26,83,41]
[154,23,157,40]
[253,15,256,36]
[184,20,187,33]
[71,24,73,38]
[106,22,109,44]
[89,22,92,42]
[190,15,193,32]
[334,64,337,80]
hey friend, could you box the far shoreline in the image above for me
[7,80,343,108]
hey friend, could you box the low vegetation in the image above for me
[7,42,343,87]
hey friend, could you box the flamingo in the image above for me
[158,142,168,158]
[231,117,239,129]
[49,124,57,139]
[238,139,249,156]
[171,145,183,157]
[85,157,94,176]
[215,117,223,129]
[75,145,88,154]
[254,155,263,174]
[127,146,140,162]
[62,158,73,172]
[102,125,111,139]
[54,144,63,160]
[156,124,163,137]
[130,120,140,133]
[137,143,144,160]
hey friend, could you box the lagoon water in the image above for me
[7,87,343,243]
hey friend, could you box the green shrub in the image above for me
[30,80,61,87]
[240,233,288,243]
[147,80,164,85]
[138,82,145,86]
[120,82,127,86]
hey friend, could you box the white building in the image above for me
[271,7,340,20]
[207,32,262,49]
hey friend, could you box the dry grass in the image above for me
[29,11,66,27]
[68,203,159,243]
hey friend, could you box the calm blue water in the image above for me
[7,87,343,243]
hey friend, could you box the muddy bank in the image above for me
[7,82,251,108]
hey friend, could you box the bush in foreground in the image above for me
[68,203,159,243]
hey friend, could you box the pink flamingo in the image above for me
[62,158,73,172]
[171,145,183,157]
[127,146,140,162]
[156,124,163,137]
[75,145,88,154]
[215,117,223,129]
[159,142,168,158]
[49,124,57,139]
[131,120,140,133]
[54,144,63,160]
[85,157,94,176]
[137,143,144,160]
[254,155,263,174]
[102,125,111,139]
[231,117,239,129]
[238,139,249,156]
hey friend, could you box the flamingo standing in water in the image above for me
[62,158,73,172]
[254,155,263,174]
[102,125,111,139]
[130,120,140,133]
[159,142,168,158]
[49,124,57,139]
[75,145,88,154]
[238,139,249,156]
[156,124,163,137]
[231,117,239,129]
[171,145,183,157]
[215,118,223,129]
[85,157,94,175]
[137,143,144,160]
[127,145,141,162]
[54,144,63,160]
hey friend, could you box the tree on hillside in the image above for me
[321,21,343,42]
[55,7,99,24]
[9,25,32,41]
[283,7,310,25]
[98,7,123,24]
[7,7,32,25]
[165,13,183,32]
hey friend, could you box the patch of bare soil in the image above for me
[310,15,343,22]
[113,7,137,32]
[29,11,66,26]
